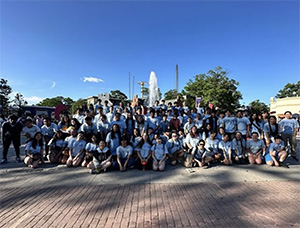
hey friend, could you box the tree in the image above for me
[71,98,87,114]
[248,99,269,115]
[164,89,181,100]
[13,93,28,115]
[183,66,242,112]
[37,96,74,109]
[0,78,12,113]
[110,90,128,101]
[276,80,300,98]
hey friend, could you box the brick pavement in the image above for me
[1,181,299,228]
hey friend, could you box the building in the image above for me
[270,97,300,118]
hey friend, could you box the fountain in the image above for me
[148,71,160,107]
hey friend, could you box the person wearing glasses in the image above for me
[192,139,212,168]
[165,131,185,165]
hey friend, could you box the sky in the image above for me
[1,0,299,106]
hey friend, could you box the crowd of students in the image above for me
[1,99,299,173]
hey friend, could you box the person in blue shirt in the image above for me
[246,132,265,165]
[279,111,299,161]
[236,110,250,140]
[151,137,168,171]
[222,110,237,140]
[48,130,66,163]
[165,131,184,165]
[265,135,288,168]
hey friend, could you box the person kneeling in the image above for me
[24,132,44,169]
[115,137,134,172]
[265,135,288,168]
[66,133,86,167]
[151,137,168,171]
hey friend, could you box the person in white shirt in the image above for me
[22,117,41,142]
[115,137,134,172]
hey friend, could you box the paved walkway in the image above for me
[0,138,300,227]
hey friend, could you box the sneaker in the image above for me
[291,156,299,162]
[0,159,7,164]
[16,157,22,163]
[90,169,101,174]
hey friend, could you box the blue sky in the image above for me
[1,0,299,106]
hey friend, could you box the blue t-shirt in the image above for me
[279,119,299,134]
[25,141,45,154]
[223,117,237,133]
[139,142,151,159]
[116,145,133,159]
[246,139,265,154]
[236,117,250,135]
[151,144,168,160]
[268,141,285,153]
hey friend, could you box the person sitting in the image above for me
[82,135,98,168]
[48,130,66,163]
[165,131,184,165]
[192,140,213,168]
[89,140,112,174]
[265,135,288,168]
[24,132,44,168]
[219,133,233,165]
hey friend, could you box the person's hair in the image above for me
[111,124,121,140]
[85,116,92,121]
[198,139,205,146]
[274,135,282,140]
[8,114,18,121]
[251,132,259,136]
[71,118,81,130]
[284,111,292,115]
[31,132,43,149]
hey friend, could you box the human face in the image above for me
[121,139,127,147]
[236,133,242,140]
[156,138,162,144]
[35,133,42,141]
[252,133,258,141]
[142,133,148,141]
[112,125,118,132]
[285,112,292,119]
[172,134,178,141]
[275,138,282,144]
[77,133,84,141]
[269,117,276,124]
[99,141,105,149]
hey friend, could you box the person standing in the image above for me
[1,114,23,164]
[279,111,299,161]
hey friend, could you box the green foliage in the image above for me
[13,93,27,115]
[183,66,242,112]
[71,98,87,114]
[164,89,181,100]
[248,99,269,115]
[0,78,12,113]
[37,96,74,108]
[276,80,300,98]
[110,90,128,101]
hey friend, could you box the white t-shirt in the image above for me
[22,124,41,138]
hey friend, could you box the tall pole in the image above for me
[132,75,135,99]
[129,72,131,100]
[175,64,178,92]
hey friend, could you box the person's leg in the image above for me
[248,154,255,164]
[24,156,32,166]
[73,157,82,167]
[2,139,11,161]
[32,160,40,168]
[12,138,21,159]
[255,154,262,165]
[281,133,289,150]
[87,161,95,169]
[100,161,111,170]
[66,157,73,167]
[49,150,58,163]
[159,160,166,171]
[291,134,297,157]
[153,160,158,171]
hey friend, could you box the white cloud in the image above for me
[25,96,45,105]
[51,81,56,89]
[83,77,104,83]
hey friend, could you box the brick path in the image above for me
[1,181,299,228]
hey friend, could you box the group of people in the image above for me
[1,98,299,173]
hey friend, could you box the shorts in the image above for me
[265,152,279,163]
